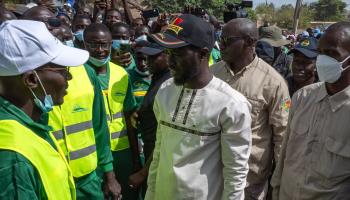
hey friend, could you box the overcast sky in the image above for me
[252,0,350,9]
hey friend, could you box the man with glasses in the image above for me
[211,18,290,200]
[0,20,88,199]
[145,14,252,200]
[83,23,141,200]
[48,24,121,200]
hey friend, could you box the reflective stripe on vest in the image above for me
[0,120,76,200]
[106,112,123,121]
[209,52,214,66]
[49,66,97,177]
[133,90,147,97]
[104,62,130,151]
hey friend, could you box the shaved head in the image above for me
[84,23,112,41]
[224,18,258,41]
[321,21,350,52]
[21,6,54,20]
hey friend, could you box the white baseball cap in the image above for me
[0,20,89,76]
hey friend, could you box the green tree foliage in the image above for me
[310,0,347,21]
[255,3,275,23]
[274,4,294,29]
[143,0,256,21]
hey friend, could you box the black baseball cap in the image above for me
[150,14,215,50]
[289,37,318,59]
[256,40,274,61]
[137,42,165,56]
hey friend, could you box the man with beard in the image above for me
[145,14,252,200]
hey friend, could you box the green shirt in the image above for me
[124,56,136,71]
[127,68,151,109]
[211,48,221,64]
[0,96,53,199]
[88,62,137,113]
[74,65,114,188]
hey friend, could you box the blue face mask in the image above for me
[29,71,54,113]
[112,39,130,50]
[74,30,84,42]
[63,39,74,47]
[135,35,148,42]
[215,30,222,41]
[89,56,111,67]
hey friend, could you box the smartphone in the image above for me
[142,9,160,19]
[116,43,131,55]
[120,43,131,53]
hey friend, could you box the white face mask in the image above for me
[316,54,350,83]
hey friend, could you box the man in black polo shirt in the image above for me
[128,42,171,190]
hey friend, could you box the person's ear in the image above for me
[21,71,39,89]
[199,47,210,60]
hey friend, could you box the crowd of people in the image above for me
[0,1,349,200]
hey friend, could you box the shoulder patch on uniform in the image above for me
[281,98,291,112]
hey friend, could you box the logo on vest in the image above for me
[72,105,88,113]
[114,92,125,97]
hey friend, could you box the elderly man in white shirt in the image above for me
[145,14,252,200]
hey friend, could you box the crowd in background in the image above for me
[0,1,350,200]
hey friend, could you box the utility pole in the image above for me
[293,0,303,34]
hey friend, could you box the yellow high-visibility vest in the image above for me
[0,120,76,200]
[103,62,130,151]
[49,66,97,178]
[209,52,214,66]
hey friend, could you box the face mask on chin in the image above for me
[63,39,74,47]
[135,35,148,42]
[316,54,350,83]
[28,71,54,113]
[74,29,84,42]
[88,56,111,67]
